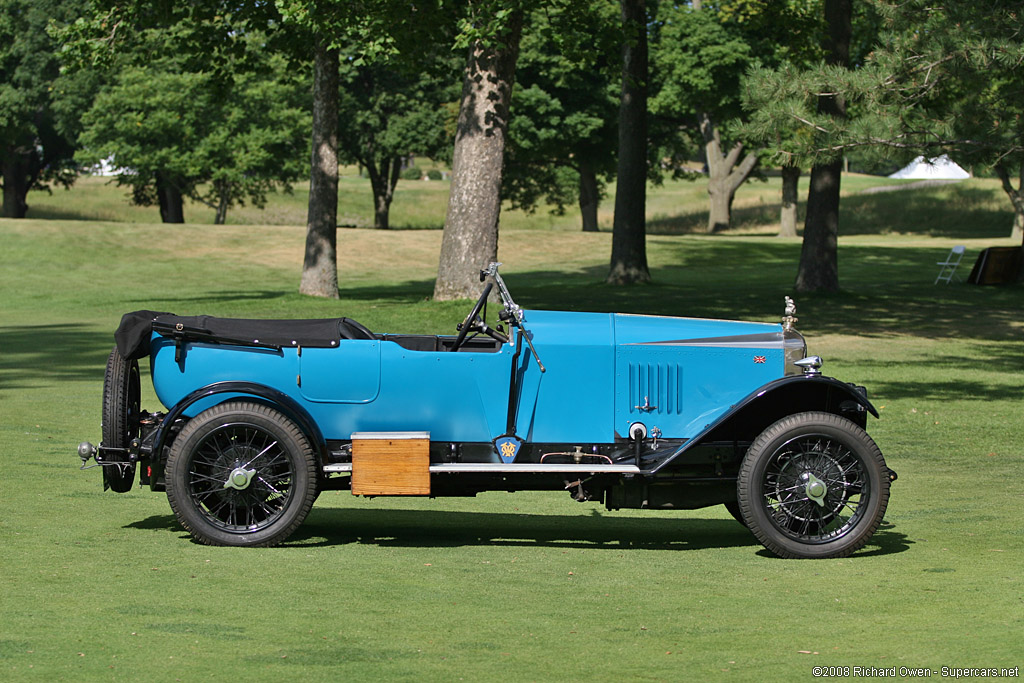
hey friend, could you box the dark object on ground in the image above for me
[968,247,1022,285]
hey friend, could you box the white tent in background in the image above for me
[888,154,970,180]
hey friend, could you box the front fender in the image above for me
[650,375,876,474]
[726,374,877,421]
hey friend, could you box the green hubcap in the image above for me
[804,473,828,507]
[224,467,257,491]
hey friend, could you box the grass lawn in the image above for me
[1,175,1022,681]
[23,167,1016,239]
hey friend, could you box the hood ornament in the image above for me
[794,355,823,376]
[782,296,798,331]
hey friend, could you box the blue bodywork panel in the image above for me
[150,306,793,447]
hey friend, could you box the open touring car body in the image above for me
[79,264,895,558]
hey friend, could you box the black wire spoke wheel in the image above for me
[762,436,863,538]
[737,412,890,559]
[166,402,317,547]
[101,346,141,492]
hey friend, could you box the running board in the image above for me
[322,463,641,475]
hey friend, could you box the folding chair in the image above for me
[935,245,966,284]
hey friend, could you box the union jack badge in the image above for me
[754,355,766,364]
[494,436,522,464]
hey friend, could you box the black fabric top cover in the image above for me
[114,310,373,360]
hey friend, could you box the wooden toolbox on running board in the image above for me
[350,432,430,496]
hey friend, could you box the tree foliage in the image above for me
[1,0,92,218]
[502,1,620,231]
[745,0,1024,252]
[868,1,1024,245]
[75,29,309,223]
[650,0,824,233]
[337,51,458,229]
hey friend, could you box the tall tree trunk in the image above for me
[300,43,340,299]
[579,162,600,232]
[1,150,29,218]
[795,0,850,293]
[700,112,759,233]
[779,164,801,237]
[434,11,523,301]
[796,161,841,291]
[156,173,184,224]
[607,0,650,285]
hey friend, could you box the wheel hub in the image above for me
[802,471,828,507]
[223,467,257,491]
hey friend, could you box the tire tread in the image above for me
[737,411,890,559]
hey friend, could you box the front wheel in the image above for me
[165,402,318,547]
[737,412,890,559]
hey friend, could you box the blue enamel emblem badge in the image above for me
[494,436,521,464]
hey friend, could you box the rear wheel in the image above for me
[165,402,317,547]
[737,412,890,559]
[101,346,140,492]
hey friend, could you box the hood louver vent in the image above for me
[628,362,683,415]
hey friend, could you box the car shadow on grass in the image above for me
[296,508,763,551]
[126,508,762,552]
[126,511,912,557]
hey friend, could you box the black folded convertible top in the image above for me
[114,310,374,360]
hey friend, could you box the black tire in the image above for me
[101,346,140,492]
[165,402,317,547]
[723,501,746,527]
[737,412,890,559]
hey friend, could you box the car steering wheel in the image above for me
[451,282,493,351]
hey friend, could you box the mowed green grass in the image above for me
[1,177,1022,680]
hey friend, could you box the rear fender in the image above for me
[151,381,328,464]
[651,375,877,474]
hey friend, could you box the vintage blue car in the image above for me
[79,264,895,558]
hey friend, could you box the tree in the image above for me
[607,0,651,285]
[60,1,375,294]
[1,0,87,218]
[747,1,1024,279]
[792,0,850,293]
[75,30,309,225]
[434,4,524,301]
[867,1,1024,253]
[651,1,829,234]
[650,2,757,233]
[743,1,860,291]
[337,54,457,230]
[299,41,340,296]
[279,0,456,298]
[778,163,800,237]
[698,112,759,232]
[502,2,619,232]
